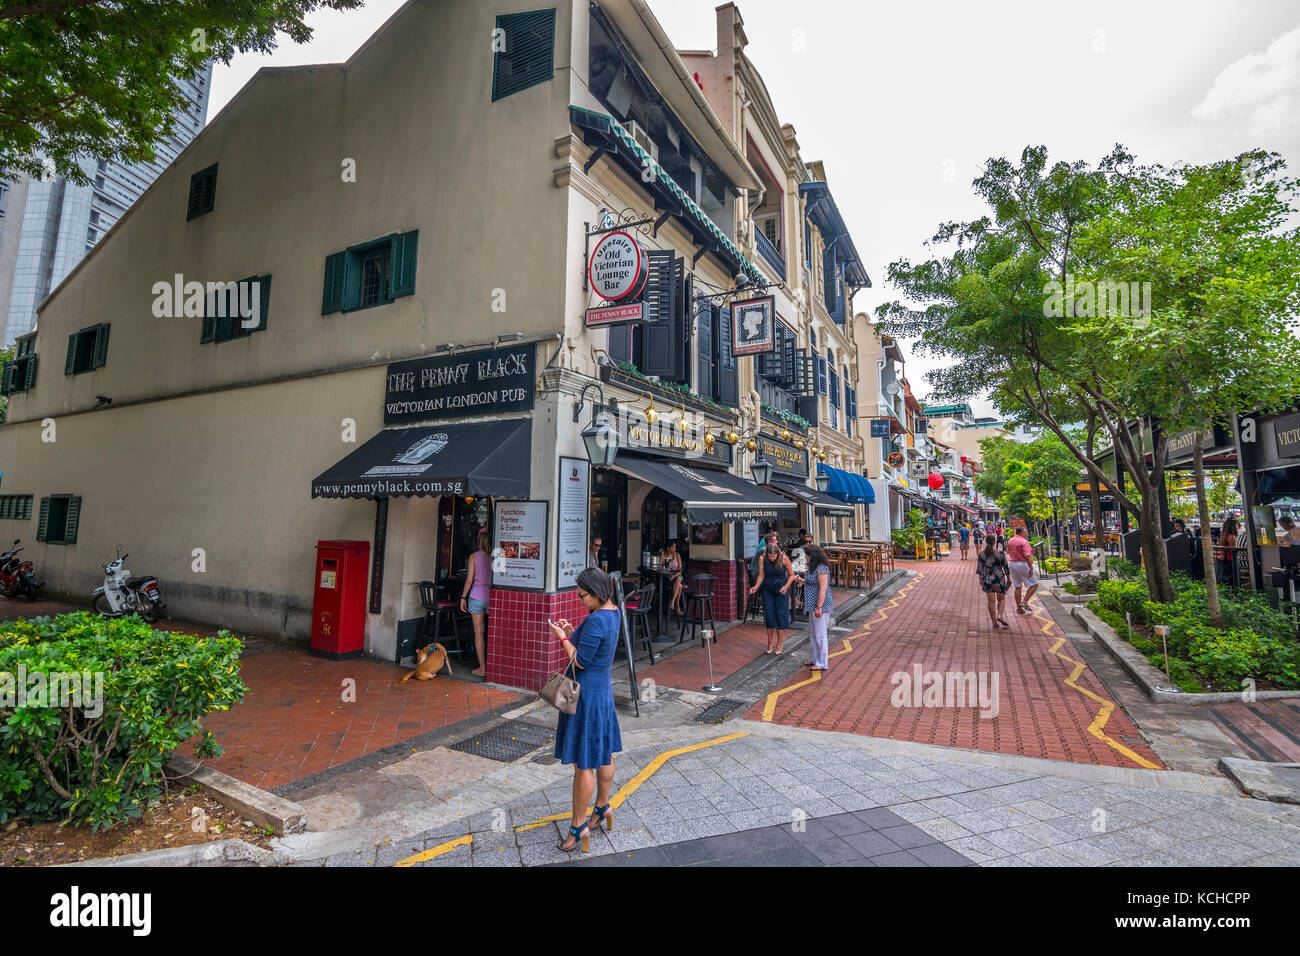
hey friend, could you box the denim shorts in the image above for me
[466,597,489,615]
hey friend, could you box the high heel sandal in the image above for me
[559,822,590,853]
[587,802,613,832]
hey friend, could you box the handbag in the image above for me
[540,657,581,714]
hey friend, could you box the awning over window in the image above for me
[817,463,876,504]
[768,481,855,518]
[611,455,797,523]
[312,420,531,499]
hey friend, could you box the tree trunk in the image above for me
[1138,484,1176,603]
[1193,441,1223,627]
[1086,422,1103,554]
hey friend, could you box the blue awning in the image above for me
[818,463,875,504]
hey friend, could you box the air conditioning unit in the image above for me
[625,121,659,162]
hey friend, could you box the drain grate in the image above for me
[449,719,555,762]
[693,698,747,724]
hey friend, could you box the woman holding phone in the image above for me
[548,568,623,853]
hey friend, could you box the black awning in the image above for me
[769,481,855,517]
[312,419,531,499]
[611,455,797,523]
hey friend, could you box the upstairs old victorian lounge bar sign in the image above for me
[384,344,536,424]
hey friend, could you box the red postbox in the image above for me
[310,540,370,660]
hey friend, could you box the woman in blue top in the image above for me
[548,568,624,853]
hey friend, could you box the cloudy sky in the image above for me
[209,0,1300,417]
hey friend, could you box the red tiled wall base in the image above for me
[486,588,588,691]
[686,559,742,622]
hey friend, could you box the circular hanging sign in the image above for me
[927,472,944,490]
[589,230,648,302]
[886,451,906,469]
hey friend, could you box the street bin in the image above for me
[310,540,370,660]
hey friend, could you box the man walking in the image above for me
[1006,525,1038,614]
[958,522,971,560]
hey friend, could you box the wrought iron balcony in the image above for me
[754,228,785,279]
[756,376,799,417]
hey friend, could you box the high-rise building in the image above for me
[1,64,213,347]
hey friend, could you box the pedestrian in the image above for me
[958,523,971,560]
[801,545,833,671]
[660,539,684,615]
[548,568,623,853]
[976,533,1012,628]
[1216,516,1240,585]
[1006,525,1039,614]
[460,529,492,677]
[748,533,795,654]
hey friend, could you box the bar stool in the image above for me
[418,580,462,655]
[679,573,716,644]
[624,581,658,665]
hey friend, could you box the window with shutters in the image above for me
[202,276,271,344]
[0,495,33,520]
[492,8,556,102]
[321,231,418,315]
[634,251,688,384]
[65,324,109,375]
[37,494,80,545]
[187,163,217,220]
[0,334,37,395]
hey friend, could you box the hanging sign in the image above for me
[588,230,648,302]
[586,301,645,327]
[870,419,891,438]
[886,450,905,469]
[731,295,776,356]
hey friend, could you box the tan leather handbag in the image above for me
[540,658,580,714]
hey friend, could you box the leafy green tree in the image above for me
[0,0,363,184]
[0,344,12,423]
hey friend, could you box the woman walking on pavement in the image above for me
[749,532,795,654]
[801,545,834,671]
[976,533,1012,629]
[548,568,623,853]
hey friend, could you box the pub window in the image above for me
[202,275,271,344]
[36,494,81,545]
[492,8,556,102]
[64,324,109,375]
[0,334,37,395]
[606,250,689,385]
[321,230,419,314]
[0,495,33,520]
[187,163,217,220]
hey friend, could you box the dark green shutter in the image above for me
[0,360,12,396]
[719,305,738,408]
[816,355,827,395]
[64,333,78,375]
[696,297,713,399]
[255,274,271,331]
[322,252,347,314]
[340,251,362,312]
[187,164,217,220]
[23,354,37,391]
[91,324,110,369]
[823,245,837,313]
[389,231,418,298]
[639,250,679,379]
[36,497,49,541]
[606,323,630,364]
[201,286,218,342]
[492,9,556,102]
[63,496,81,544]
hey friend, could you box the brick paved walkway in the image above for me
[1201,700,1300,763]
[748,554,1165,770]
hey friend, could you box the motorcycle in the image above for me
[92,546,165,622]
[0,539,41,600]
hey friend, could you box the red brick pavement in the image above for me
[747,554,1166,770]
[1,600,518,789]
[635,589,854,691]
[1201,700,1300,762]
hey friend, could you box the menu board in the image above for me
[493,501,547,590]
[557,458,590,588]
[743,520,760,558]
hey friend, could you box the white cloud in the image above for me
[1191,21,1300,142]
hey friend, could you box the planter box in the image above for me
[603,368,736,422]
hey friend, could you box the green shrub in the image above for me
[0,612,245,830]
[1097,579,1148,620]
[1105,557,1142,581]
[1063,583,1079,595]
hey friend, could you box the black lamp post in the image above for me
[815,464,831,493]
[1046,487,1062,581]
[576,382,619,467]
[750,449,773,486]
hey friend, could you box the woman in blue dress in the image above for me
[748,534,794,654]
[549,568,623,853]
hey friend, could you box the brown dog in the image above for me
[397,643,452,683]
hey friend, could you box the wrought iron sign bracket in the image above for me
[583,212,656,292]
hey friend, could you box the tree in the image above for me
[0,344,11,423]
[0,0,363,184]
[1206,470,1238,517]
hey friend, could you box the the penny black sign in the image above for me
[384,343,536,424]
[619,410,734,467]
[757,434,809,480]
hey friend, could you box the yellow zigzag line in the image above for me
[1030,605,1161,770]
[393,731,749,866]
[760,574,921,721]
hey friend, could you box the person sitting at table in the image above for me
[1280,516,1300,548]
[660,539,684,616]
[749,535,795,654]
[1216,516,1239,584]
[587,535,603,570]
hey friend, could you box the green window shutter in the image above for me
[65,333,78,375]
[187,163,218,220]
[63,496,81,544]
[492,9,556,102]
[389,231,418,298]
[0,360,12,397]
[201,286,218,342]
[322,252,346,314]
[91,323,110,369]
[36,497,50,541]
[23,354,37,391]
[340,251,362,312]
[255,274,271,331]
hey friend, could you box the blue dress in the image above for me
[760,553,791,629]
[553,608,623,770]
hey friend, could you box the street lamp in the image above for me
[1046,487,1062,575]
[576,383,620,467]
[815,464,831,493]
[750,449,773,486]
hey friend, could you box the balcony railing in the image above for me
[756,376,799,417]
[754,228,785,279]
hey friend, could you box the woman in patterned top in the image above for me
[801,545,834,671]
[976,533,1012,629]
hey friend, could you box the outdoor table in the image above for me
[638,565,679,637]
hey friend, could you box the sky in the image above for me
[208,0,1300,418]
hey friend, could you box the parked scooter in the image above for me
[92,546,165,622]
[0,539,41,600]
